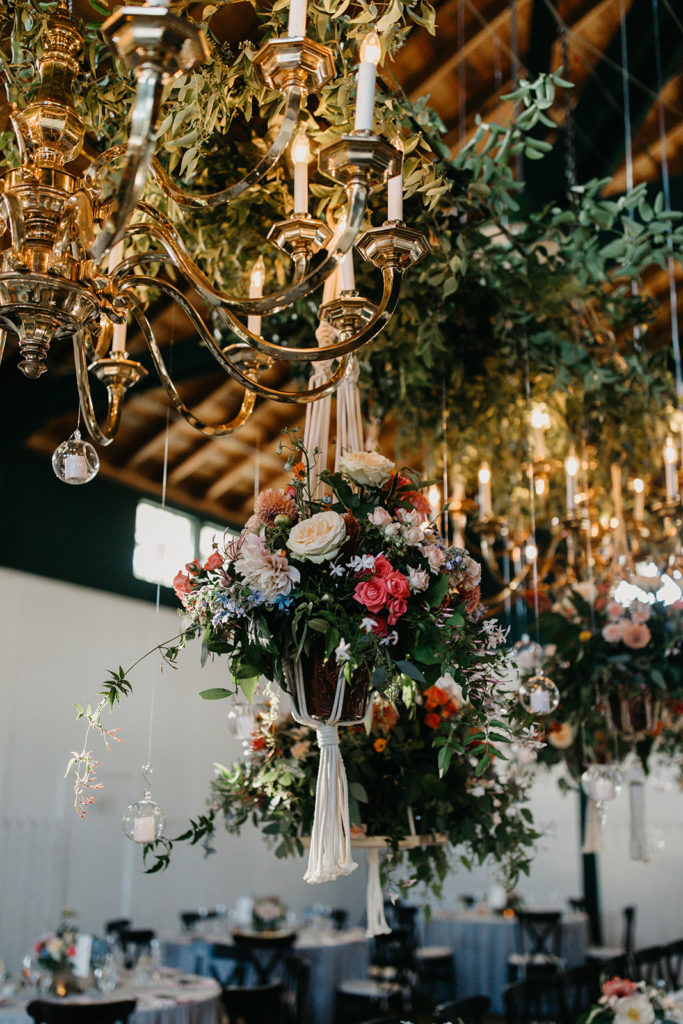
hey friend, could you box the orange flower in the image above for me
[291,461,306,481]
[424,685,450,710]
[373,737,388,752]
[425,712,441,730]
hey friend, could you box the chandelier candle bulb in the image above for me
[132,815,156,844]
[340,248,355,292]
[565,451,579,514]
[287,0,307,37]
[530,407,549,460]
[247,256,266,336]
[633,477,645,521]
[108,240,127,353]
[291,129,310,215]
[663,436,679,501]
[478,463,492,520]
[354,32,381,132]
[387,137,404,221]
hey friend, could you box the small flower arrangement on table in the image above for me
[579,976,679,1024]
[33,934,77,974]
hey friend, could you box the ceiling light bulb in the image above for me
[250,255,266,290]
[530,407,549,430]
[478,465,491,484]
[565,454,579,478]
[291,129,310,166]
[535,478,546,495]
[524,542,538,562]
[360,31,382,65]
[633,477,644,493]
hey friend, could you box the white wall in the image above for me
[1,567,681,974]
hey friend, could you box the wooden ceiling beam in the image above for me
[170,434,287,485]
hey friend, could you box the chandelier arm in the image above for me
[114,180,369,316]
[72,333,124,446]
[149,84,303,209]
[89,69,163,263]
[1,193,26,255]
[52,191,95,265]
[0,328,6,368]
[123,280,350,404]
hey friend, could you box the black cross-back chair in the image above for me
[560,963,601,1024]
[504,973,563,1024]
[208,942,251,987]
[664,938,683,990]
[119,928,156,969]
[508,911,564,981]
[632,945,666,986]
[27,1001,137,1024]
[219,981,284,1024]
[232,931,297,986]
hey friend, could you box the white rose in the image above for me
[337,451,395,488]
[286,511,347,563]
[437,672,465,710]
[407,567,429,592]
[369,507,393,528]
[401,525,424,546]
[614,996,655,1024]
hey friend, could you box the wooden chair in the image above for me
[232,931,297,985]
[27,1000,136,1024]
[219,981,284,1024]
[414,946,456,1010]
[664,938,683,990]
[180,910,203,931]
[597,954,633,983]
[104,919,131,939]
[559,963,601,1024]
[281,953,311,1024]
[508,911,564,981]
[208,942,251,988]
[330,908,349,931]
[335,979,405,1024]
[368,929,416,986]
[433,993,491,1024]
[587,906,636,963]
[119,928,156,969]
[504,973,563,1024]
[632,945,666,986]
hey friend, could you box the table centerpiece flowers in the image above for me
[32,916,80,995]
[578,976,679,1024]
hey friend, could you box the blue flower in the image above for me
[275,594,293,610]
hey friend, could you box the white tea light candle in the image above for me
[291,129,310,215]
[287,0,307,37]
[387,136,404,221]
[248,256,266,336]
[478,463,492,520]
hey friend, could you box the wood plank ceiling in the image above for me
[5,0,683,526]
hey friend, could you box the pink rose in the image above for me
[372,616,389,637]
[173,571,192,597]
[369,508,393,529]
[386,571,410,599]
[602,978,638,1000]
[607,601,624,620]
[387,597,408,625]
[630,601,651,625]
[204,551,223,571]
[602,622,624,643]
[621,622,651,649]
[426,545,446,573]
[353,577,389,614]
[373,554,394,578]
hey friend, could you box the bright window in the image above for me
[132,501,236,588]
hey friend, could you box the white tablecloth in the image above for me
[162,928,370,1024]
[423,911,590,1014]
[0,972,220,1024]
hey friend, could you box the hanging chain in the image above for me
[560,26,578,206]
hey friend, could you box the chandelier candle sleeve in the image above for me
[565,451,579,513]
[633,477,645,521]
[663,436,679,500]
[388,137,404,221]
[340,248,355,292]
[354,32,381,132]
[248,256,266,335]
[108,240,127,354]
[287,0,307,37]
[292,130,310,215]
[478,463,492,520]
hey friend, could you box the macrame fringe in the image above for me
[582,797,606,854]
[288,658,361,884]
[366,848,391,937]
[627,754,649,862]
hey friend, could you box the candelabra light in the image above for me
[0,1,429,450]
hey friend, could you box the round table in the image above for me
[162,927,370,1024]
[0,971,221,1024]
[423,910,590,1014]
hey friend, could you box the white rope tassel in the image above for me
[304,321,336,498]
[628,754,649,862]
[288,658,359,884]
[582,798,606,854]
[366,847,391,937]
[335,357,364,466]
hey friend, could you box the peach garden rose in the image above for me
[286,510,347,563]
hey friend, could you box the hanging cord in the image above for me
[618,0,643,343]
[457,0,466,147]
[522,338,540,644]
[441,379,450,545]
[652,0,683,403]
[560,26,578,207]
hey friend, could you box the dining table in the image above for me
[162,926,370,1024]
[422,909,590,1014]
[0,970,221,1024]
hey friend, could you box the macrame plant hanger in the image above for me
[299,273,394,934]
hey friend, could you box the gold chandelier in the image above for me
[0,0,430,449]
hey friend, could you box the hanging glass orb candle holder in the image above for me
[581,763,623,822]
[512,634,545,674]
[52,429,99,485]
[518,672,560,716]
[122,764,166,844]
